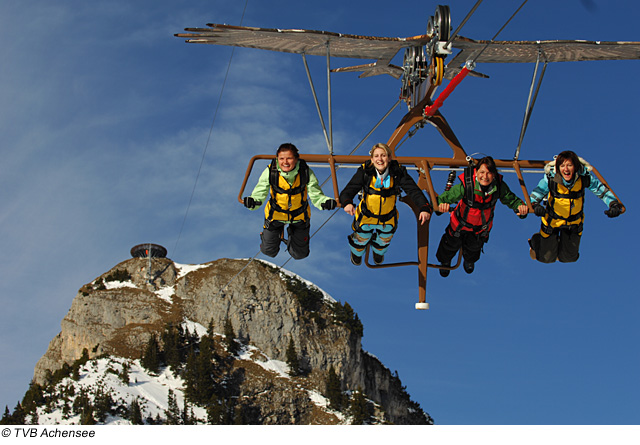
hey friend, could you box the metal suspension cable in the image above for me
[215,250,261,297]
[514,52,548,160]
[445,0,484,49]
[279,208,339,269]
[470,0,529,63]
[350,98,402,155]
[172,1,249,258]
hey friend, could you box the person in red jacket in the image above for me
[436,156,528,276]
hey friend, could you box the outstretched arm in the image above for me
[338,166,366,208]
[307,169,336,210]
[499,180,528,217]
[244,167,271,210]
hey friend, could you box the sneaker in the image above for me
[439,261,451,277]
[528,239,537,260]
[463,260,475,274]
[350,252,362,266]
[373,252,384,265]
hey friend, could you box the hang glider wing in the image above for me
[447,36,640,68]
[176,24,431,78]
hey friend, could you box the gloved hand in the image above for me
[243,197,261,209]
[321,199,337,210]
[604,200,623,218]
[533,203,546,217]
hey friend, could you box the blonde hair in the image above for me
[369,143,393,159]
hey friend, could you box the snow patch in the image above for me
[174,262,210,279]
[183,320,208,338]
[104,281,138,290]
[238,344,291,379]
[154,286,175,303]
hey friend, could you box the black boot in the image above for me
[439,261,451,277]
[350,252,362,266]
[373,252,384,265]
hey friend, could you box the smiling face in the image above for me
[277,149,298,173]
[371,147,389,173]
[476,164,495,187]
[558,159,576,182]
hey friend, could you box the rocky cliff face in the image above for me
[33,256,430,424]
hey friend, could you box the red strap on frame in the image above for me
[424,67,470,117]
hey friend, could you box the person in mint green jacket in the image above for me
[242,143,336,259]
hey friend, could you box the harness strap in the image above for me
[267,159,310,221]
[453,170,501,237]
[355,206,397,227]
[544,174,588,224]
[356,162,400,227]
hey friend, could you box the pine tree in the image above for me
[185,332,218,405]
[29,409,39,425]
[71,349,89,381]
[183,350,199,401]
[207,395,222,425]
[182,399,193,425]
[350,387,369,425]
[325,366,343,410]
[80,405,96,425]
[0,406,10,425]
[10,402,25,424]
[165,389,181,425]
[285,338,300,376]
[233,404,244,425]
[223,318,238,355]
[21,380,45,416]
[128,398,144,425]
[162,324,184,372]
[93,385,114,423]
[141,334,161,374]
[119,362,130,386]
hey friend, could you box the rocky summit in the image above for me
[25,256,432,425]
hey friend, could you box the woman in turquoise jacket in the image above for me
[528,150,623,263]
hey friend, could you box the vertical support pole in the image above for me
[418,160,439,212]
[147,243,152,284]
[328,155,340,202]
[513,161,534,212]
[415,214,430,310]
[400,194,430,310]
[326,42,333,155]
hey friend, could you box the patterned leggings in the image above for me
[348,224,395,257]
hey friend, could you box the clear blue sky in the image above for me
[1,0,638,425]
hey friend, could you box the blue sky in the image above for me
[0,0,638,425]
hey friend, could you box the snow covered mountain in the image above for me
[2,256,432,425]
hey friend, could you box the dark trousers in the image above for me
[530,226,581,263]
[260,219,310,260]
[436,226,485,265]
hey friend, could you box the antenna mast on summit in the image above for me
[130,243,168,287]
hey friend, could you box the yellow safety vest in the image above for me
[264,160,310,223]
[353,164,399,229]
[541,175,587,236]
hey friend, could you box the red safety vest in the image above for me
[450,170,501,236]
